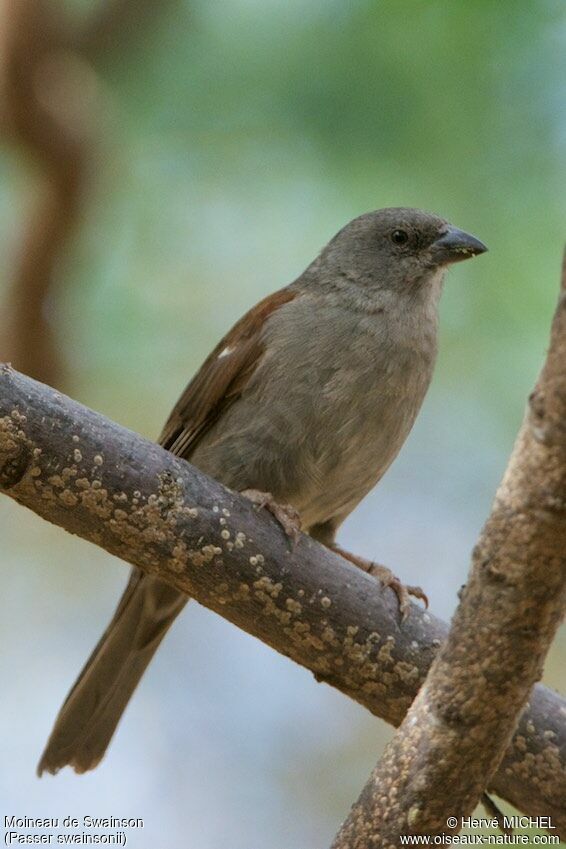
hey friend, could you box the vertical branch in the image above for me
[0,0,177,388]
[331,254,566,848]
[0,0,94,386]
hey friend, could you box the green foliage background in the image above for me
[1,1,564,846]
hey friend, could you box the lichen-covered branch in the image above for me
[331,259,566,849]
[0,364,564,834]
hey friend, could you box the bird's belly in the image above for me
[291,387,424,530]
[191,306,435,532]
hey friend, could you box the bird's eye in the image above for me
[391,229,409,245]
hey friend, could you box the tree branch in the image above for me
[0,364,564,834]
[0,0,176,387]
[0,0,92,386]
[331,258,566,848]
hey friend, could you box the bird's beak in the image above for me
[431,226,488,265]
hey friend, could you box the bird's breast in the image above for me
[256,295,438,524]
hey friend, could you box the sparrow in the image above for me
[38,207,487,775]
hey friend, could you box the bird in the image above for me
[37,207,487,776]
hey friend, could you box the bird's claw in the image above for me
[368,562,429,620]
[241,489,302,547]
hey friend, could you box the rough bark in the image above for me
[0,364,564,833]
[331,260,566,848]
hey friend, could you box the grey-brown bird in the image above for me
[38,207,487,775]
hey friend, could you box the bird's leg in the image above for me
[241,489,302,546]
[328,543,428,620]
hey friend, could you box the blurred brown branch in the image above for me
[0,0,92,386]
[0,0,178,388]
[0,361,564,834]
[80,0,179,61]
[331,257,566,848]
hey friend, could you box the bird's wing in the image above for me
[158,286,298,458]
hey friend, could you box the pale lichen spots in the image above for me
[235,582,251,601]
[72,434,80,443]
[219,517,227,525]
[73,449,82,463]
[213,505,220,513]
[169,541,188,573]
[75,478,112,519]
[188,544,222,567]
[394,660,420,684]
[407,805,422,829]
[297,588,305,598]
[514,735,527,754]
[221,529,231,540]
[141,526,168,545]
[93,454,104,466]
[321,626,338,646]
[59,489,78,507]
[285,598,302,615]
[253,576,282,598]
[222,508,231,517]
[312,657,331,675]
[543,729,556,740]
[255,589,291,625]
[321,596,332,609]
[284,619,325,651]
[1,413,26,453]
[306,635,325,651]
[377,636,396,664]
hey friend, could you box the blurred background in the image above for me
[1,1,565,846]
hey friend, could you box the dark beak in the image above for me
[431,226,488,265]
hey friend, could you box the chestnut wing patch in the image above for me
[158,286,297,459]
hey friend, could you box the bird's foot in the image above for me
[330,544,428,620]
[241,489,302,546]
[368,563,429,620]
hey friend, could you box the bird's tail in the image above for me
[37,572,188,775]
